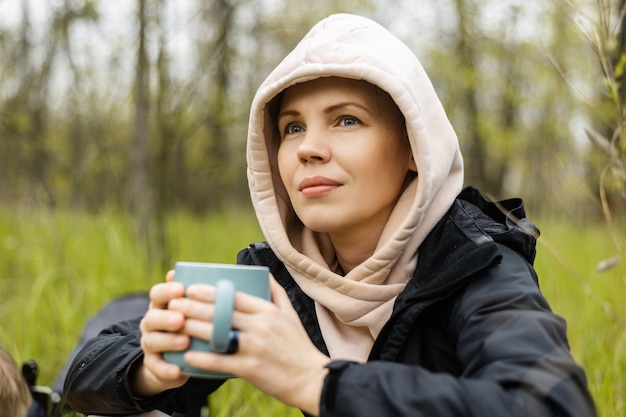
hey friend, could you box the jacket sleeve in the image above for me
[63,317,222,415]
[319,245,597,417]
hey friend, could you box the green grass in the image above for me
[0,207,624,416]
[0,205,299,416]
[534,220,626,417]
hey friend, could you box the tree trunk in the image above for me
[452,0,488,190]
[130,0,156,270]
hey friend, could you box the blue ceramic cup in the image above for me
[163,262,270,378]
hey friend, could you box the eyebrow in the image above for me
[325,101,373,115]
[277,109,300,121]
[277,101,373,122]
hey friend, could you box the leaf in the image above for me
[614,52,626,80]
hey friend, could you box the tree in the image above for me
[0,0,614,222]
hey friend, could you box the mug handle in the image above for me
[211,280,236,353]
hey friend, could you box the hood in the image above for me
[245,13,464,360]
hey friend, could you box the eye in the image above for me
[285,123,304,135]
[338,116,360,127]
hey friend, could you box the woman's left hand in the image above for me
[167,275,330,416]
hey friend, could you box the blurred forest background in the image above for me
[0,0,625,265]
[1,0,626,415]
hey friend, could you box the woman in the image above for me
[64,13,596,417]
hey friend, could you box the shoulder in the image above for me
[453,186,540,264]
[452,242,547,322]
[403,187,540,303]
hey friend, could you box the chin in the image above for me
[304,219,345,234]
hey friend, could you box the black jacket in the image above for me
[63,187,596,416]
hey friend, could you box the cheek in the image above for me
[277,144,296,188]
[372,150,412,194]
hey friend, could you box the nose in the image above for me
[296,126,330,164]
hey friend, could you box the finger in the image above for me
[165,270,175,282]
[168,296,216,321]
[184,284,270,315]
[140,308,186,333]
[232,273,280,314]
[182,318,214,342]
[149,281,185,309]
[141,329,190,354]
[183,350,242,377]
[269,274,291,308]
[185,283,217,302]
[231,290,274,315]
[143,352,187,382]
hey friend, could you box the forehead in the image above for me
[279,77,386,111]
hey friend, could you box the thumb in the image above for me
[269,274,291,308]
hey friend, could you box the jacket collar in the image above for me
[410,186,539,301]
[373,187,539,360]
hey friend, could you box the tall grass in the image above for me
[1,207,624,416]
[534,220,626,417]
[0,205,299,415]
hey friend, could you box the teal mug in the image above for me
[163,262,270,378]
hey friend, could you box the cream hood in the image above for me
[246,13,464,360]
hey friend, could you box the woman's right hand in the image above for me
[132,271,191,397]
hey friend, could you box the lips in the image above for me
[298,176,342,196]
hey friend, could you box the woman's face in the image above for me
[277,77,415,242]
